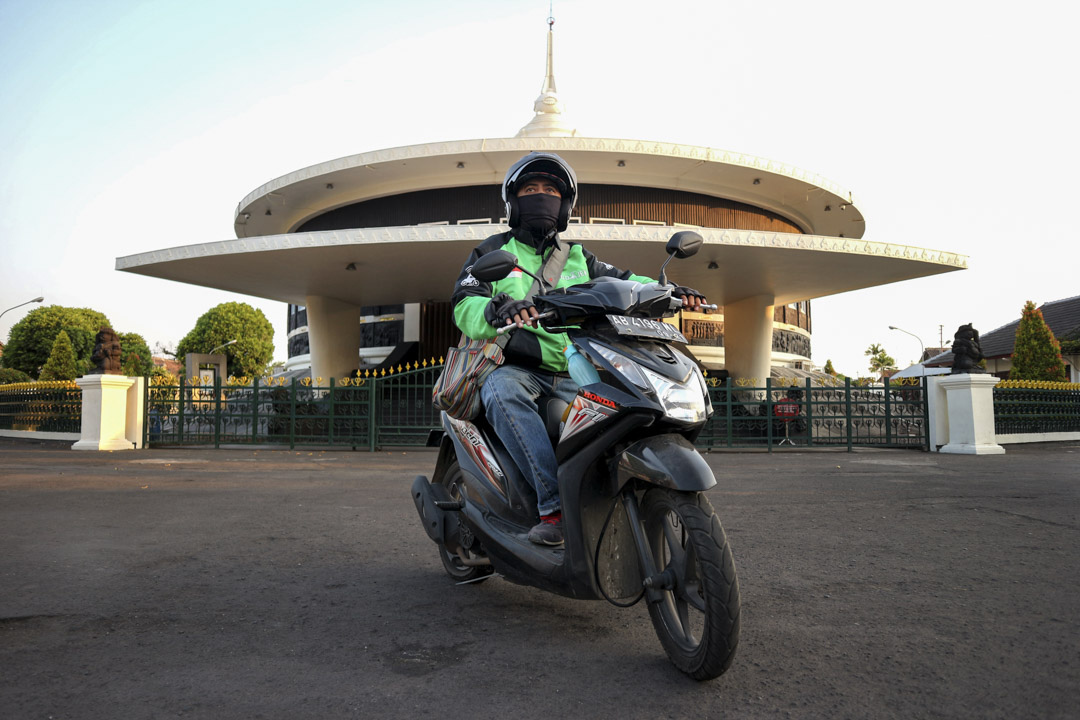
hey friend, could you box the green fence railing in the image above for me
[697,377,928,451]
[145,363,444,450]
[145,368,928,451]
[993,382,1080,435]
[0,381,82,433]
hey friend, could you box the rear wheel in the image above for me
[641,488,740,680]
[435,461,492,584]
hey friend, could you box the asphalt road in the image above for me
[1,438,1078,719]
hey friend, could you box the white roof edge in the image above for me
[235,136,856,222]
[117,225,967,272]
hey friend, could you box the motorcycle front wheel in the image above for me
[436,461,493,584]
[641,488,740,680]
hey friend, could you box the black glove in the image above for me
[673,285,705,301]
[485,293,536,328]
[672,285,707,311]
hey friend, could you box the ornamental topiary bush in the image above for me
[1010,300,1067,382]
[39,330,81,381]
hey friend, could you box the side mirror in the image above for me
[666,231,703,259]
[470,250,519,282]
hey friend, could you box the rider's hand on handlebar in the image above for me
[673,285,709,312]
[486,293,541,330]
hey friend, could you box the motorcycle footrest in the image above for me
[433,500,464,511]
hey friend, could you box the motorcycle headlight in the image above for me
[594,346,707,424]
[641,367,708,424]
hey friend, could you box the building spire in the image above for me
[516,8,576,138]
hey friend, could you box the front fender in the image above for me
[614,433,716,493]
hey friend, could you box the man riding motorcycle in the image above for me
[450,151,709,545]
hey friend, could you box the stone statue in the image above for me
[950,323,985,374]
[89,327,123,375]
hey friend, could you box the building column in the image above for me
[305,295,363,383]
[723,294,774,382]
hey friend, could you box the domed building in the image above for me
[118,23,966,383]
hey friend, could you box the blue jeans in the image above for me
[480,364,579,517]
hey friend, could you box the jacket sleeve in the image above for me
[450,235,506,341]
[581,246,654,284]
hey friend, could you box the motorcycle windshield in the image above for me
[538,278,673,322]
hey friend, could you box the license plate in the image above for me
[606,315,687,343]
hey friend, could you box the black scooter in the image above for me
[411,232,740,680]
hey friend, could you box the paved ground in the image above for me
[1,437,1078,719]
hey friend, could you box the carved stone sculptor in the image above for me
[950,323,985,374]
[89,327,123,375]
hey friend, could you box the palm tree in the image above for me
[865,343,897,376]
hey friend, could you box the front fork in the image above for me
[620,486,673,604]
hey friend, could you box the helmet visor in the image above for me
[514,171,567,196]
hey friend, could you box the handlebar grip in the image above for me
[496,310,555,335]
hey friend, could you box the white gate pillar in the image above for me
[72,375,144,451]
[933,374,1005,455]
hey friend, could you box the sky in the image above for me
[1,0,1077,378]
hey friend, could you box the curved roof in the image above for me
[119,22,964,316]
[234,136,865,241]
[118,224,965,309]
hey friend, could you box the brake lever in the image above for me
[496,310,556,335]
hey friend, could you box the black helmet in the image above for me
[502,152,578,232]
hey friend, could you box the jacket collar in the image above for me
[512,227,560,254]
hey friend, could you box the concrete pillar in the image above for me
[927,376,951,450]
[73,375,143,451]
[935,374,1005,455]
[723,294,774,381]
[305,295,363,383]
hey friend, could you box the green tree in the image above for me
[119,332,154,376]
[1,305,111,378]
[823,359,836,375]
[1010,300,1066,381]
[0,368,33,384]
[176,302,274,378]
[39,330,80,381]
[864,343,897,377]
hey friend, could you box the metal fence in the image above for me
[993,382,1080,435]
[145,363,443,450]
[697,377,928,450]
[145,368,927,451]
[0,381,82,433]
[18,371,1080,450]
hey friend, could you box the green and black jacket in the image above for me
[451,231,653,373]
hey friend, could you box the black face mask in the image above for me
[516,193,561,236]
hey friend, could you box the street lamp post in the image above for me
[889,325,926,380]
[0,296,45,323]
[208,340,238,355]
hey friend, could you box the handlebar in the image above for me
[671,296,719,312]
[495,310,556,335]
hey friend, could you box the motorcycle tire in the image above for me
[640,488,740,680]
[436,461,493,584]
